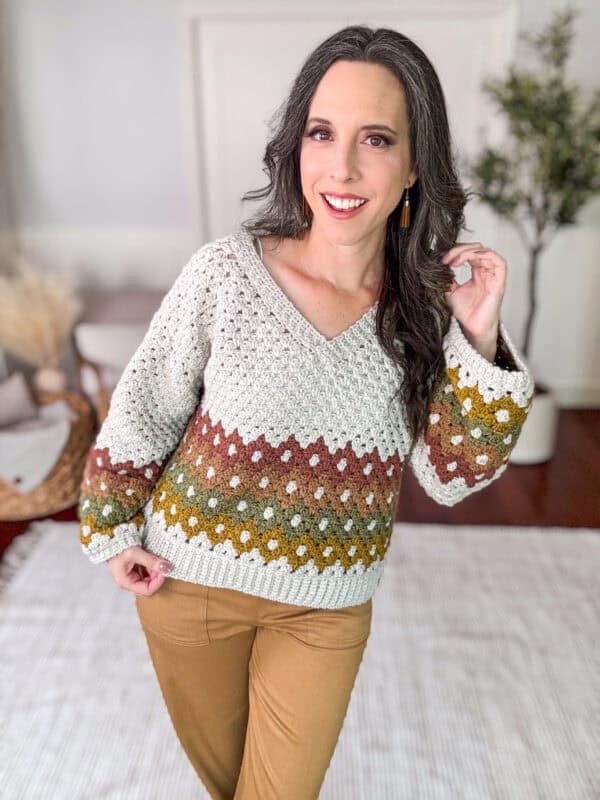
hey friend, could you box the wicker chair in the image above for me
[0,289,161,521]
[0,387,96,521]
[71,334,110,425]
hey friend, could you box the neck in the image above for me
[298,225,386,295]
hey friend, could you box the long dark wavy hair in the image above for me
[240,25,475,457]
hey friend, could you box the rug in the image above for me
[1,521,598,799]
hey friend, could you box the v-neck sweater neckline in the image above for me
[231,227,379,352]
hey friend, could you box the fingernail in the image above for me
[159,562,173,573]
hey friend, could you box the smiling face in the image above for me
[300,59,417,245]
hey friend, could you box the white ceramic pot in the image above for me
[508,382,559,464]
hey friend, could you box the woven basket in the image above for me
[0,389,96,521]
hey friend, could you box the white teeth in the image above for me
[324,194,366,210]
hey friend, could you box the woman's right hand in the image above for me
[106,545,174,596]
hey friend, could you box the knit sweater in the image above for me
[78,228,535,609]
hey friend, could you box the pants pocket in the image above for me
[135,577,211,647]
[301,598,373,650]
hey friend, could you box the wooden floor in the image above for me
[1,409,598,562]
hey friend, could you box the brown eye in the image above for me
[308,128,330,140]
[366,134,391,147]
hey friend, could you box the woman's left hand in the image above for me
[441,242,505,347]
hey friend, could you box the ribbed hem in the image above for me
[444,316,535,406]
[83,523,143,564]
[141,505,384,610]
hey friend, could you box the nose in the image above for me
[329,138,360,183]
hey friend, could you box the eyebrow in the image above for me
[306,117,398,136]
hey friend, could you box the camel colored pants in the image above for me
[135,577,373,800]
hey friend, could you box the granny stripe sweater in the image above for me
[78,228,535,609]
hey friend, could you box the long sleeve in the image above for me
[407,315,535,506]
[77,246,219,563]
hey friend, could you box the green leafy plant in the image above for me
[463,4,600,373]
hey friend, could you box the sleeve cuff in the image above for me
[444,316,535,407]
[80,517,144,564]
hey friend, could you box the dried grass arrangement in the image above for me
[0,256,82,370]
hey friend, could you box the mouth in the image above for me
[319,193,369,218]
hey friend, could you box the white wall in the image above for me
[0,0,598,404]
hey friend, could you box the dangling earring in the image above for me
[400,186,410,228]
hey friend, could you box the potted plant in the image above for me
[463,4,600,463]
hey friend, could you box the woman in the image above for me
[78,25,534,800]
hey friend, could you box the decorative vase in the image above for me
[508,382,559,464]
[32,366,68,394]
